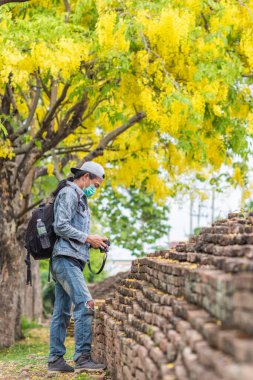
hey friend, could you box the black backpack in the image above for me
[24,181,76,285]
[25,201,55,285]
[25,201,56,262]
[25,181,107,286]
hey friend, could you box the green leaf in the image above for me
[0,122,8,136]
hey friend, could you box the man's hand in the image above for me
[85,234,108,250]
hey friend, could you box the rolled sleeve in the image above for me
[54,189,87,244]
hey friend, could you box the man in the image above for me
[48,161,108,373]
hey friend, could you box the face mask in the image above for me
[83,184,96,197]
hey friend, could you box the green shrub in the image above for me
[21,316,42,332]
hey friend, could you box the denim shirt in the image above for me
[52,181,90,263]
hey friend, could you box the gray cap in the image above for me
[71,161,105,179]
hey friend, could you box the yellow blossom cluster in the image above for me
[0,139,15,159]
[96,11,129,55]
[0,0,252,201]
[0,39,90,87]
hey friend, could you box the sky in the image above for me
[169,186,243,241]
[106,184,247,274]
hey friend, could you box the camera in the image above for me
[99,239,110,253]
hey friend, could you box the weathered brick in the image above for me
[92,213,253,380]
[233,291,253,309]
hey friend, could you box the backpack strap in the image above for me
[25,250,32,286]
[66,184,82,205]
[48,256,52,282]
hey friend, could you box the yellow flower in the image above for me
[213,105,223,117]
[47,163,54,177]
[248,113,253,134]
[233,167,244,187]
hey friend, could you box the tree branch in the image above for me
[6,83,20,117]
[13,81,70,155]
[11,84,41,141]
[39,92,88,155]
[1,78,13,135]
[16,198,43,220]
[52,149,64,181]
[0,0,29,5]
[34,153,77,179]
[48,147,91,155]
[81,97,107,122]
[42,144,92,157]
[39,81,70,136]
[63,0,70,22]
[37,73,51,99]
[50,79,58,132]
[140,32,180,91]
[81,111,146,163]
[237,0,253,20]
[201,12,209,32]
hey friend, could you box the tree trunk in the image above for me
[0,162,42,348]
[0,226,23,347]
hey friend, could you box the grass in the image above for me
[21,316,44,331]
[0,326,107,380]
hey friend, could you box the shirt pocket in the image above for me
[76,206,86,217]
[68,238,82,252]
[74,203,88,229]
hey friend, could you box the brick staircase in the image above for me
[93,213,253,380]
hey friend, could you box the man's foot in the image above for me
[75,352,106,373]
[48,357,74,373]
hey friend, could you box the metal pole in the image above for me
[190,195,194,236]
[211,187,215,223]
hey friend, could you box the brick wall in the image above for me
[92,213,253,380]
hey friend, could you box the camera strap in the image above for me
[87,251,108,275]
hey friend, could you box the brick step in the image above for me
[216,217,249,225]
[186,252,253,270]
[200,224,253,236]
[197,243,253,259]
[104,303,128,324]
[132,257,201,274]
[116,284,139,298]
[200,233,253,246]
[148,246,253,272]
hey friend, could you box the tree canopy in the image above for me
[90,184,170,255]
[0,0,253,205]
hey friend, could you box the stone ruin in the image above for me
[89,271,129,300]
[92,213,253,380]
[67,272,129,338]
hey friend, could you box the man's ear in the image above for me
[83,173,90,184]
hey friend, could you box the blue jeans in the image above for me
[48,256,93,362]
